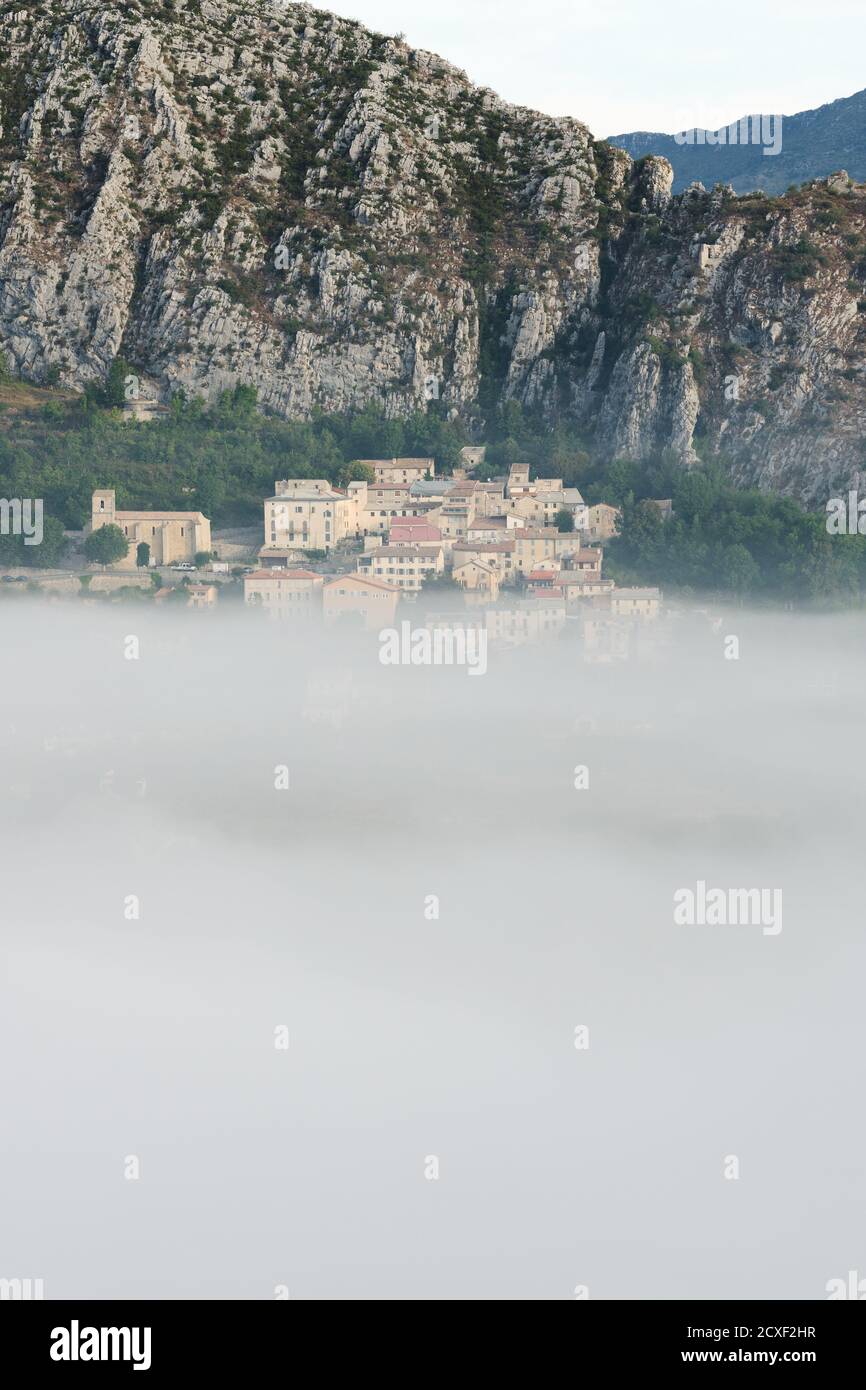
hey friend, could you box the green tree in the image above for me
[194,550,212,568]
[604,458,643,508]
[554,507,575,533]
[0,514,66,568]
[720,542,760,595]
[215,384,258,422]
[0,530,25,567]
[104,357,133,408]
[337,460,375,488]
[136,541,151,568]
[607,499,664,580]
[84,524,129,567]
[194,471,226,517]
[672,470,719,523]
[35,515,66,567]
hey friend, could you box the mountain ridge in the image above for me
[0,0,865,503]
[608,87,866,195]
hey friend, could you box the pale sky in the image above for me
[311,0,866,137]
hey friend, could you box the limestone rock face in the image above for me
[1,1,865,501]
[597,342,700,464]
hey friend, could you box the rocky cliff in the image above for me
[1,0,865,502]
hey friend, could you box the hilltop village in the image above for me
[12,451,667,661]
[242,454,663,660]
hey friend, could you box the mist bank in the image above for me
[1,601,863,1298]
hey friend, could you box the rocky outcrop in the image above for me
[1,1,865,501]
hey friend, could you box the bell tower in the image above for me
[91,489,116,531]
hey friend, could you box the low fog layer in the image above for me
[1,601,864,1299]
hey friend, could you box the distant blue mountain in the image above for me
[608,88,866,193]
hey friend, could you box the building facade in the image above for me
[611,587,661,619]
[323,575,399,628]
[366,458,435,486]
[244,569,324,620]
[453,558,501,601]
[265,480,366,553]
[586,504,621,542]
[187,583,218,608]
[357,544,444,593]
[91,490,211,568]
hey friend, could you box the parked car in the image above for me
[170,562,196,571]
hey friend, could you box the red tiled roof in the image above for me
[452,541,514,553]
[244,569,323,581]
[323,575,399,594]
[389,523,442,542]
[115,510,206,522]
